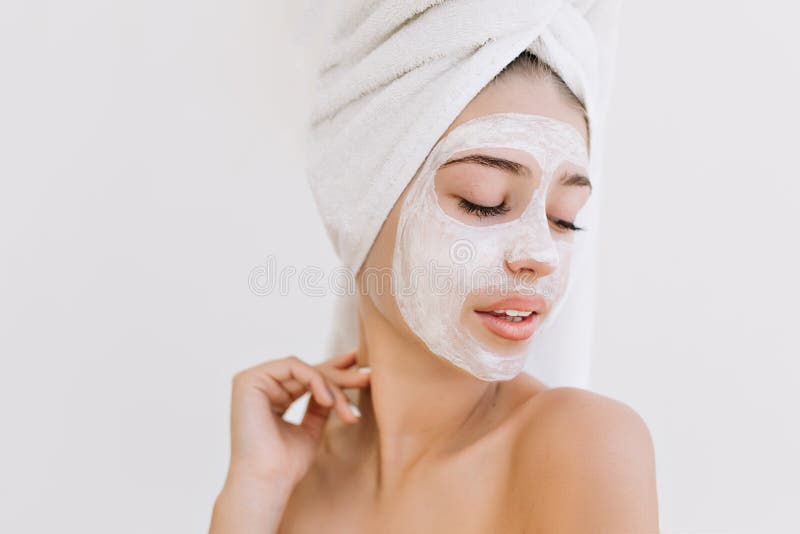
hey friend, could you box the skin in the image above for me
[209,72,659,534]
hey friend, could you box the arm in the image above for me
[517,387,660,533]
[209,472,294,534]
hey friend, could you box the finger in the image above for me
[323,367,371,389]
[239,355,336,408]
[250,360,306,399]
[325,350,358,370]
[280,356,335,408]
[301,383,335,439]
[257,374,295,414]
[281,378,306,399]
[325,379,360,424]
[232,369,293,412]
[245,355,333,409]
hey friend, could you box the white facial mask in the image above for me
[391,112,590,381]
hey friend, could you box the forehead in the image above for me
[431,113,589,173]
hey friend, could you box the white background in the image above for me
[1,1,798,532]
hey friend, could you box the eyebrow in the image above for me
[561,172,592,191]
[440,154,531,177]
[440,153,592,190]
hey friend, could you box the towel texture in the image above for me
[305,0,623,387]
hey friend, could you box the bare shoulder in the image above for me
[518,386,655,450]
[509,386,659,533]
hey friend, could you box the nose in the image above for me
[504,243,559,280]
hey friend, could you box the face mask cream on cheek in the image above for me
[391,112,589,381]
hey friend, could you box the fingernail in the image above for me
[357,366,371,374]
[348,401,361,418]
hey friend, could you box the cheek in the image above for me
[359,197,403,318]
[538,242,574,301]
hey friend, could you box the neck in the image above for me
[346,293,501,495]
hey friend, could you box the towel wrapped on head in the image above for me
[305,0,623,387]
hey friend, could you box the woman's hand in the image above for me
[210,352,371,534]
[224,351,371,490]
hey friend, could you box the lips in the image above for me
[474,294,548,341]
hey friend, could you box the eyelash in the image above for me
[456,198,585,232]
[552,218,584,232]
[457,198,511,218]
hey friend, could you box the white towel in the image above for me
[305,0,623,387]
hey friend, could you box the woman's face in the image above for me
[359,73,591,381]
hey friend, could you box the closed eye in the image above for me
[457,198,511,218]
[549,216,584,232]
[457,198,585,232]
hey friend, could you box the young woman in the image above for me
[208,52,659,533]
